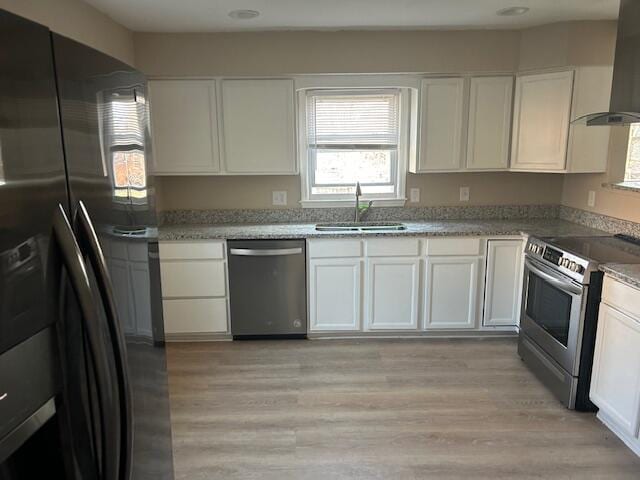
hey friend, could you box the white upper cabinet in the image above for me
[510,71,574,172]
[220,79,296,174]
[566,65,613,173]
[149,80,220,175]
[483,239,523,327]
[412,77,465,172]
[466,76,513,170]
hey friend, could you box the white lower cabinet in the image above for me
[591,304,640,439]
[109,258,133,333]
[163,298,228,334]
[366,258,420,330]
[309,258,362,331]
[483,239,523,327]
[104,238,153,338]
[424,256,482,329]
[159,240,229,337]
[590,277,640,457]
[307,237,524,335]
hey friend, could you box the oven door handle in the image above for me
[524,257,583,296]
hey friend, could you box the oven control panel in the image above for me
[525,238,590,282]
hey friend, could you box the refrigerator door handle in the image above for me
[52,204,120,480]
[74,200,133,480]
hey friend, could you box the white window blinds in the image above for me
[306,90,400,149]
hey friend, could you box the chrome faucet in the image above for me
[354,182,373,222]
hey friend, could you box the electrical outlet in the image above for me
[459,186,470,202]
[410,188,420,203]
[272,191,287,206]
[587,190,596,207]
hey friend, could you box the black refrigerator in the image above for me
[0,9,174,480]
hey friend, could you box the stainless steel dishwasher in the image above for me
[227,240,307,339]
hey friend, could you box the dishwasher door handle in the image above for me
[229,247,303,257]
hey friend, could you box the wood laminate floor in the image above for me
[166,338,640,479]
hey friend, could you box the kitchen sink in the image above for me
[315,221,407,232]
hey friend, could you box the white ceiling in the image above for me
[83,0,620,33]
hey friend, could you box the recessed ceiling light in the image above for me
[228,9,260,20]
[496,6,530,16]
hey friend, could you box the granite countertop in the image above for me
[159,218,609,241]
[600,263,640,290]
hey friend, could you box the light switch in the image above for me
[410,188,420,203]
[587,190,596,207]
[272,191,287,206]
[459,186,470,202]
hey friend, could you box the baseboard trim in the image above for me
[165,329,518,341]
[307,329,518,339]
[165,332,232,342]
[597,410,640,457]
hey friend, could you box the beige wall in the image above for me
[155,172,564,211]
[562,128,640,224]
[134,29,520,77]
[139,28,565,211]
[0,0,135,65]
[522,20,640,224]
[140,21,640,218]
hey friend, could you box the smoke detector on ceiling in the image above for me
[496,6,530,16]
[228,9,260,20]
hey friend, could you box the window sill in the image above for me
[602,181,640,194]
[300,198,407,208]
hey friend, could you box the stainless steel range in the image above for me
[519,234,640,410]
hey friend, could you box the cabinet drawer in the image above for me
[425,238,482,256]
[160,260,226,297]
[366,238,420,257]
[308,239,362,258]
[159,241,225,260]
[163,298,228,334]
[127,242,148,262]
[602,276,640,321]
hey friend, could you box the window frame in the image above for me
[298,82,414,208]
[624,123,640,184]
[98,88,150,205]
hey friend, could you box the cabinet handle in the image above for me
[229,248,303,257]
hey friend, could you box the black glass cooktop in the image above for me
[543,235,640,264]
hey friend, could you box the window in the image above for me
[625,123,640,183]
[302,89,407,205]
[100,89,148,201]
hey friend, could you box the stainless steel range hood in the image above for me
[573,0,640,126]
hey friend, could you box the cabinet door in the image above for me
[366,258,420,330]
[309,258,362,331]
[129,262,152,338]
[483,240,523,327]
[163,298,228,334]
[415,77,464,172]
[511,71,574,171]
[591,303,640,437]
[425,256,481,329]
[466,76,513,170]
[221,79,296,174]
[149,80,220,174]
[566,66,613,173]
[110,258,134,334]
[160,260,226,298]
